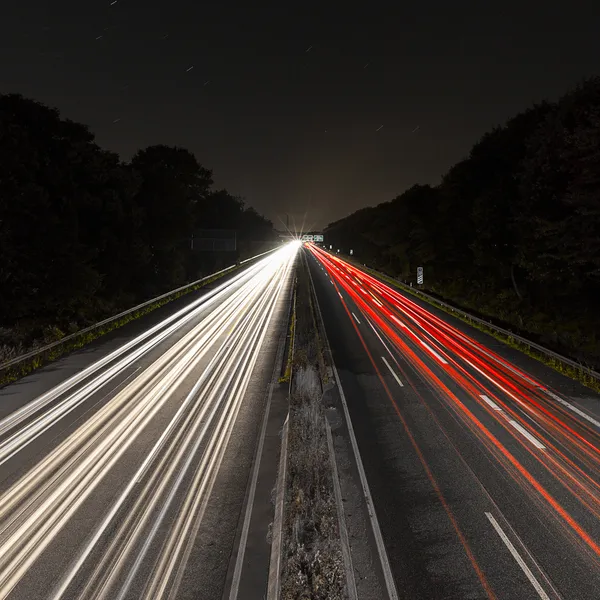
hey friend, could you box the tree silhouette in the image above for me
[0,93,277,345]
[324,78,600,365]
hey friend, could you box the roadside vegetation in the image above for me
[325,77,600,371]
[355,261,600,393]
[0,93,277,367]
[281,253,346,600]
[0,267,234,387]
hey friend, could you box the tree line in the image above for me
[325,77,600,367]
[0,93,276,348]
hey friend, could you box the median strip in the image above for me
[278,251,349,600]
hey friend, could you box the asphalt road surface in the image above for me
[307,244,600,600]
[0,243,297,600]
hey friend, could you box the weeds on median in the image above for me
[282,367,345,600]
[280,253,346,600]
[279,280,297,384]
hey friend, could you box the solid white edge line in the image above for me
[352,312,361,325]
[266,416,289,600]
[330,359,400,600]
[509,420,546,449]
[307,261,399,600]
[480,394,502,411]
[418,340,448,364]
[485,512,551,600]
[540,388,600,429]
[381,356,404,387]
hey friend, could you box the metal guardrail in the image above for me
[347,258,600,381]
[0,245,282,374]
[239,246,280,264]
[406,285,600,378]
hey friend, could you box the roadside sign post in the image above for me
[417,266,424,285]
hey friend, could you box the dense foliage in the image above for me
[0,93,275,343]
[325,78,600,367]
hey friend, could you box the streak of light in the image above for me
[0,243,299,599]
[0,256,274,462]
[330,273,496,598]
[307,244,600,565]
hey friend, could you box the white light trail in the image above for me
[0,242,299,599]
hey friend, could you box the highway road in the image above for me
[307,244,600,600]
[0,243,297,600]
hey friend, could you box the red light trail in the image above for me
[307,243,600,580]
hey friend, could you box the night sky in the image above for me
[2,2,600,230]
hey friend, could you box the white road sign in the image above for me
[417,266,424,285]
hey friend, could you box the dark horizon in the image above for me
[3,1,600,228]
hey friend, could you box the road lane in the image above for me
[308,245,600,599]
[0,242,298,599]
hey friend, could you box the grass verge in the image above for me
[346,257,600,394]
[279,278,297,384]
[0,269,234,389]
